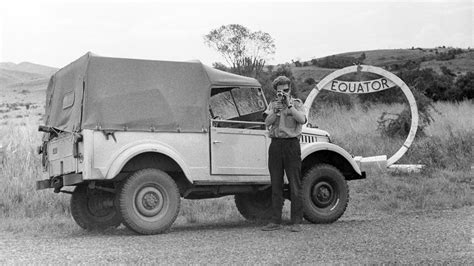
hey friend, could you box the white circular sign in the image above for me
[303,65,419,167]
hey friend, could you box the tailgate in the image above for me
[45,133,78,177]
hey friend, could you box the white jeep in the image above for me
[37,53,365,234]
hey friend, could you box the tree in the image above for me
[204,24,276,77]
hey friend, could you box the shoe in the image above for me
[261,222,282,231]
[288,224,302,232]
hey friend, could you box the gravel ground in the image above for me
[0,206,472,264]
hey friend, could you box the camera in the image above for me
[276,92,287,103]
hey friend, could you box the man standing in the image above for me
[262,76,307,232]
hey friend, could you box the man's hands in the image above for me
[273,101,285,113]
[274,93,290,113]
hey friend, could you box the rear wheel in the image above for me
[235,189,273,221]
[118,168,180,235]
[70,184,122,230]
[302,164,349,223]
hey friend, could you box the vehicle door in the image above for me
[209,87,269,175]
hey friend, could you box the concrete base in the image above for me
[388,164,425,173]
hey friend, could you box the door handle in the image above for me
[212,140,223,144]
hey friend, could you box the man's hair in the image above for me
[272,76,291,90]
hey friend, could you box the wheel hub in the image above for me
[142,192,159,210]
[135,186,165,217]
[311,181,335,208]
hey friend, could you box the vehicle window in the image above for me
[231,88,266,116]
[210,87,267,129]
[209,90,239,120]
[62,91,75,109]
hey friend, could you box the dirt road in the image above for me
[0,207,472,264]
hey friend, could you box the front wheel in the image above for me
[302,164,349,224]
[118,168,180,235]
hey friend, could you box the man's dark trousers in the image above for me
[268,137,303,224]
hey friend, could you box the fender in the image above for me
[301,142,362,175]
[104,140,192,181]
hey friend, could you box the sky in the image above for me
[0,0,472,68]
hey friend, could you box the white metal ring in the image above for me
[303,65,418,167]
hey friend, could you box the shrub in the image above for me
[452,72,474,100]
[376,89,436,138]
[397,68,454,101]
[315,55,359,68]
[304,77,316,85]
[312,90,354,111]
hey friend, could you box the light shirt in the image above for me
[264,97,306,138]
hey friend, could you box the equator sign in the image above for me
[326,78,395,94]
[303,65,419,167]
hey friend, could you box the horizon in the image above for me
[1,0,472,68]
[0,46,472,69]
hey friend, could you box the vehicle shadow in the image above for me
[67,220,264,237]
[67,218,377,238]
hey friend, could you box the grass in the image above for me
[0,101,472,233]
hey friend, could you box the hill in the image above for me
[0,62,57,88]
[0,62,57,124]
[420,51,474,75]
[0,62,57,77]
[291,47,473,83]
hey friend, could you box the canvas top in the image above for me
[44,52,261,133]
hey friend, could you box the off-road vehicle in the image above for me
[37,53,365,234]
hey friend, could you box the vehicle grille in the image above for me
[300,134,318,143]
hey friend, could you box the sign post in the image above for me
[303,65,419,167]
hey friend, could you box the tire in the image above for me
[302,164,349,224]
[118,168,180,235]
[70,184,122,230]
[235,189,273,221]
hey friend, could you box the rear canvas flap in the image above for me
[44,53,91,132]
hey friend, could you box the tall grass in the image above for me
[310,101,474,169]
[0,121,70,219]
[0,101,472,225]
[310,102,405,158]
